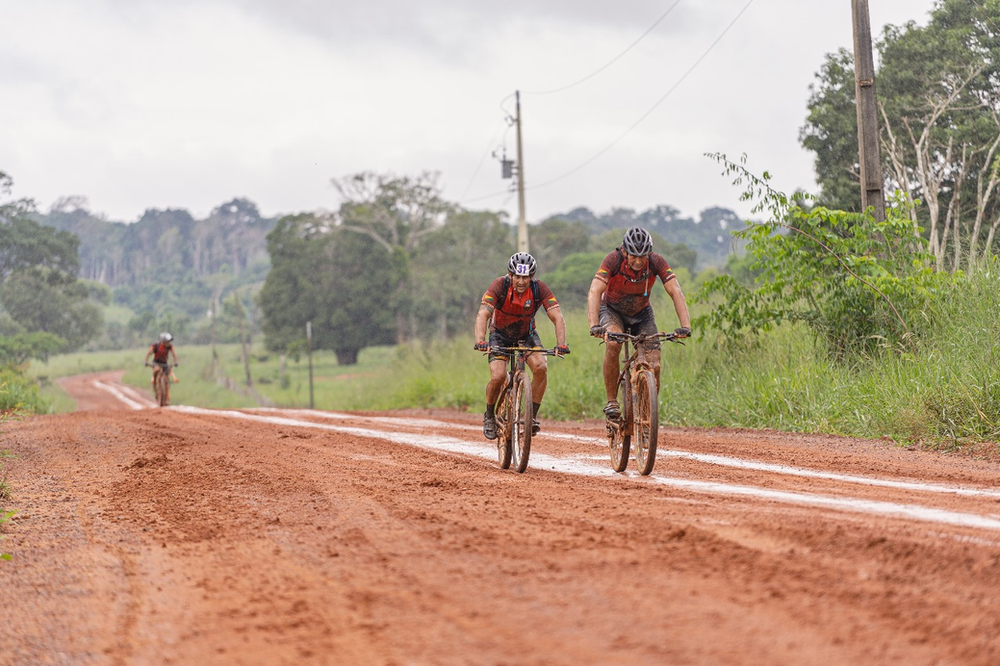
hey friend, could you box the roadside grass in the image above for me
[20,267,1000,454]
[0,377,28,561]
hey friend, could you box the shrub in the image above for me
[695,154,953,360]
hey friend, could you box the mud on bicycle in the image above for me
[600,331,684,476]
[145,361,176,407]
[480,345,563,473]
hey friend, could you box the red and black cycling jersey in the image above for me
[481,276,559,340]
[594,249,675,317]
[149,342,172,364]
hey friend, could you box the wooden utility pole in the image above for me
[514,90,529,252]
[851,0,886,221]
[306,320,314,409]
[234,293,252,387]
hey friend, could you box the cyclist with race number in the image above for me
[587,226,691,421]
[474,252,570,440]
[144,332,180,385]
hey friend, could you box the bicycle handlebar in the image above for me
[603,331,685,344]
[480,346,565,357]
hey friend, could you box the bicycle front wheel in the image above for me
[633,369,658,475]
[609,373,631,473]
[511,371,533,473]
[496,384,513,469]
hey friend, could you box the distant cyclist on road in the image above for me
[145,332,180,386]
[474,252,570,440]
[587,227,691,421]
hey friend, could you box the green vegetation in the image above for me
[5,0,1000,467]
[0,171,103,364]
[22,269,1000,456]
[0,373,33,561]
[697,156,953,360]
[801,0,1000,273]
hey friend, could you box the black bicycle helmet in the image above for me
[507,252,536,277]
[622,226,653,257]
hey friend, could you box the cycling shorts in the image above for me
[487,329,543,363]
[599,303,660,350]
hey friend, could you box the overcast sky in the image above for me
[2,0,938,225]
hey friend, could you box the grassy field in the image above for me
[23,271,1000,454]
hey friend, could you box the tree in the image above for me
[800,0,1000,271]
[544,252,608,310]
[408,209,512,339]
[0,269,102,350]
[0,172,103,361]
[333,171,452,342]
[696,157,952,360]
[799,49,863,212]
[259,214,400,365]
[526,217,592,274]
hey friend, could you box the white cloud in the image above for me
[1,0,937,224]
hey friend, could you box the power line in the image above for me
[460,95,518,204]
[528,0,756,193]
[460,0,756,208]
[459,123,507,202]
[523,1,683,96]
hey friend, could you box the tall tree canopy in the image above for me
[334,171,453,343]
[258,213,401,365]
[800,0,1000,272]
[0,172,103,361]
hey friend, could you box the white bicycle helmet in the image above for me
[507,252,536,277]
[159,332,173,343]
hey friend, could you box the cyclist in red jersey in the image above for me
[587,227,690,420]
[144,332,180,386]
[474,252,570,440]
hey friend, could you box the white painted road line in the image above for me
[168,404,1000,534]
[247,408,1000,500]
[93,380,149,410]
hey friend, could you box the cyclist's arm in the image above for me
[545,304,567,347]
[170,348,179,364]
[663,277,691,329]
[144,348,152,364]
[474,303,493,345]
[587,276,607,328]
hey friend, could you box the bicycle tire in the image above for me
[511,371,533,473]
[633,369,658,475]
[157,372,170,407]
[496,384,513,469]
[609,372,631,473]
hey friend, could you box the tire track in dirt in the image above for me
[1,372,999,664]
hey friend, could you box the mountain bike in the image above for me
[487,346,561,473]
[602,331,683,475]
[146,361,174,407]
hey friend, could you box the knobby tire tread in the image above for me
[512,372,533,473]
[634,370,658,476]
[497,384,512,469]
[610,373,631,473]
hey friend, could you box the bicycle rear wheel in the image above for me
[496,384,513,469]
[511,371,533,473]
[609,373,631,473]
[157,373,170,407]
[633,369,658,475]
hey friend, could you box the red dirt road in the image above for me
[3,372,1000,665]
